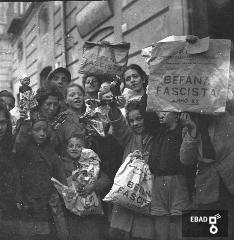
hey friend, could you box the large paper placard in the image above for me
[146,39,231,113]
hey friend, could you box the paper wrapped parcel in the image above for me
[144,37,231,113]
[103,150,152,215]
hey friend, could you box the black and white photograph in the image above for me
[0,1,234,239]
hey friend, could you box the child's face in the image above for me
[20,77,30,86]
[51,72,69,94]
[66,86,84,111]
[85,76,100,93]
[66,137,84,159]
[128,109,145,134]
[98,82,113,100]
[40,95,59,120]
[99,82,110,94]
[31,120,48,144]
[158,112,179,126]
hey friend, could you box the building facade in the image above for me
[7,0,234,100]
[7,0,191,99]
[0,2,12,92]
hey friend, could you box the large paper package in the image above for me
[103,150,152,215]
[52,149,103,216]
[144,37,231,113]
[79,41,130,78]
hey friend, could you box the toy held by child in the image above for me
[54,134,111,240]
[52,134,105,216]
[18,76,38,120]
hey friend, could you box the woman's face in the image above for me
[128,109,145,134]
[124,69,144,92]
[0,111,7,142]
[40,96,59,120]
[66,86,84,111]
[85,76,101,94]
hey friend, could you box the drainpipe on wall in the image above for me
[186,0,209,38]
[61,1,67,67]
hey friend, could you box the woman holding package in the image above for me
[0,101,22,239]
[122,64,148,103]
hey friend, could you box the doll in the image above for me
[19,77,37,120]
[19,77,31,96]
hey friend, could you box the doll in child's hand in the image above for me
[180,112,197,138]
[98,81,113,102]
[19,77,31,95]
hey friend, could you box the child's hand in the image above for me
[101,93,113,103]
[19,108,28,120]
[186,35,198,44]
[78,184,95,197]
[117,95,126,108]
[180,113,197,137]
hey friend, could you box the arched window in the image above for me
[38,5,50,35]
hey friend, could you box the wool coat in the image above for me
[15,139,66,238]
[61,149,112,240]
[109,114,155,240]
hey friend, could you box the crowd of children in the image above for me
[0,38,234,240]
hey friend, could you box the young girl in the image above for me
[122,64,148,102]
[15,117,66,240]
[108,98,160,240]
[61,134,111,240]
[149,112,199,240]
[108,97,199,240]
[54,83,86,155]
[83,75,102,100]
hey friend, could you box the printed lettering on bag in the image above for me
[147,39,231,113]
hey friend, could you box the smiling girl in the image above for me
[54,83,86,156]
[61,134,111,240]
[108,98,160,240]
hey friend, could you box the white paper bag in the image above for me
[103,150,152,215]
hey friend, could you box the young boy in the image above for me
[149,112,198,240]
[15,117,66,240]
[62,134,111,240]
